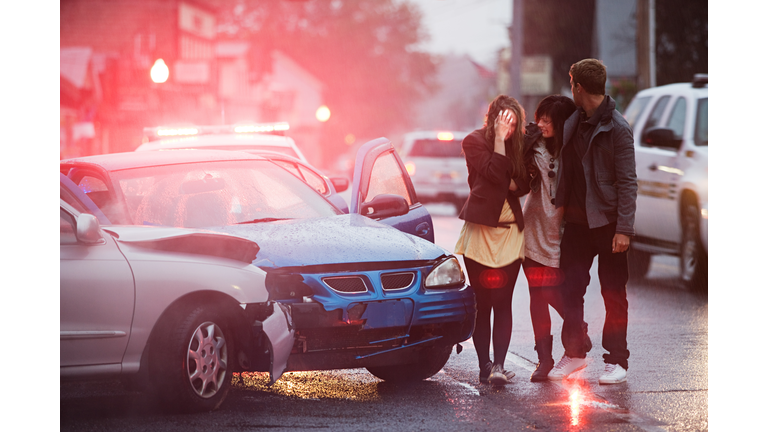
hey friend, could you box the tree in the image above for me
[217,0,437,166]
[655,0,707,85]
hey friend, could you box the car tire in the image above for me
[365,345,452,382]
[152,306,234,412]
[680,201,708,292]
[627,246,652,280]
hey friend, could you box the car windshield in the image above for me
[694,97,708,146]
[408,139,463,158]
[113,160,339,228]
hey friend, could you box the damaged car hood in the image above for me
[208,214,447,268]
[103,225,260,263]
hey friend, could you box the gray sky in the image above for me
[405,0,513,68]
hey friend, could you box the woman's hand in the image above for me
[494,109,516,141]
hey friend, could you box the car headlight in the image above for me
[425,256,465,289]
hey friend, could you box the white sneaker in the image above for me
[598,364,627,384]
[547,355,587,381]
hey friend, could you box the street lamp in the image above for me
[150,58,169,84]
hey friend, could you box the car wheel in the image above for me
[152,306,234,412]
[365,345,452,382]
[627,246,651,280]
[680,201,708,292]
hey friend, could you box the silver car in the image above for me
[60,196,294,412]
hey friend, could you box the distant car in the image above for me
[398,130,470,212]
[61,141,474,383]
[623,74,708,291]
[136,123,351,212]
[60,195,294,413]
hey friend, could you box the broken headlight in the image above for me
[425,256,465,289]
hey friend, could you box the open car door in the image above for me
[350,138,434,243]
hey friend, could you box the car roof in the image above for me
[61,149,268,172]
[635,82,708,99]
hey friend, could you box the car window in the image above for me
[114,160,339,228]
[623,96,651,130]
[641,95,671,143]
[364,151,413,205]
[694,97,708,146]
[272,160,301,177]
[297,165,329,196]
[408,139,463,158]
[665,97,687,140]
[60,208,78,245]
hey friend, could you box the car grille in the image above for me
[322,276,368,293]
[381,272,416,291]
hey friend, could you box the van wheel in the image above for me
[628,246,651,280]
[680,202,708,292]
[366,346,452,382]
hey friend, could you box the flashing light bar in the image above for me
[437,132,454,141]
[143,122,291,142]
[156,127,199,137]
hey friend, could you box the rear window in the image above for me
[407,139,463,158]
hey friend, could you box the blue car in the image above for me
[61,138,475,382]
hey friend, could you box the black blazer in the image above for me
[457,129,531,229]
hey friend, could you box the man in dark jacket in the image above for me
[547,59,638,385]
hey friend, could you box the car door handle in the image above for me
[649,163,658,171]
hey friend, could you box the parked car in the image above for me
[397,130,470,213]
[622,74,708,291]
[61,139,474,383]
[136,123,351,212]
[60,193,294,413]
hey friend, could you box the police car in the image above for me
[623,74,708,291]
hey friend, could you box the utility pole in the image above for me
[509,0,523,99]
[636,0,656,90]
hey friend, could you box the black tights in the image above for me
[464,257,522,367]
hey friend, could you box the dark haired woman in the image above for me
[454,95,530,385]
[521,95,590,381]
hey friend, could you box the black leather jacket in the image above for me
[457,129,531,229]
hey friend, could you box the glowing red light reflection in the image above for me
[479,269,508,289]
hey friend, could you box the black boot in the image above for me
[530,335,554,382]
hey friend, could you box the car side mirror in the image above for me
[642,127,683,150]
[330,177,349,193]
[76,213,105,244]
[360,194,409,219]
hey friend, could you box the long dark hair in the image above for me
[482,95,526,178]
[534,95,577,158]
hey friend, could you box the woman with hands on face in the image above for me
[454,95,530,386]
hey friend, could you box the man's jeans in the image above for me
[560,222,630,370]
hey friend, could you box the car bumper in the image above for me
[270,263,476,371]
